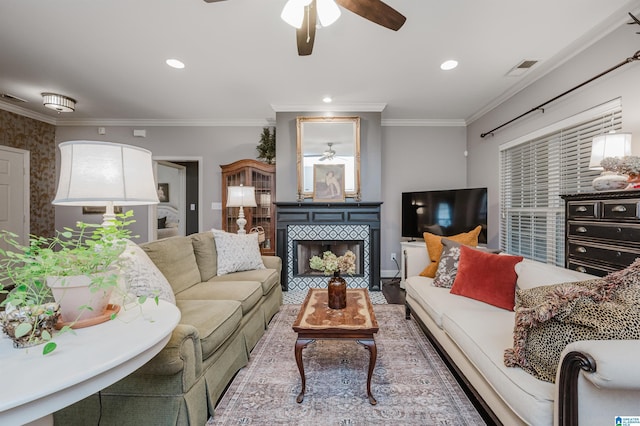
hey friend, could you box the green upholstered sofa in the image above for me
[54,231,282,425]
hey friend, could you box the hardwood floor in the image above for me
[381,278,405,305]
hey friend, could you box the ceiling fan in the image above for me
[203,0,406,56]
[319,143,336,161]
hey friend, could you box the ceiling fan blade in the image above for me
[203,0,227,3]
[296,0,317,56]
[335,0,406,31]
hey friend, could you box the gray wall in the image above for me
[54,125,265,241]
[467,24,640,248]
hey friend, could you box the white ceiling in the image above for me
[1,0,639,126]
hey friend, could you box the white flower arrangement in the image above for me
[309,250,356,275]
[600,156,640,176]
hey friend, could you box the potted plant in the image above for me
[0,211,135,352]
[256,127,276,164]
[592,157,629,191]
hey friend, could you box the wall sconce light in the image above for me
[42,93,76,113]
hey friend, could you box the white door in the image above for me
[0,146,29,250]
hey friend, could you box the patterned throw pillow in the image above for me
[433,239,501,288]
[115,240,176,305]
[211,229,265,275]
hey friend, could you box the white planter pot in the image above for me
[46,273,114,324]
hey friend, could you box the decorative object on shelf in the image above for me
[257,127,276,164]
[618,156,640,189]
[52,140,159,225]
[589,130,633,191]
[226,184,257,234]
[309,250,356,309]
[41,92,76,113]
[327,271,347,309]
[249,226,266,243]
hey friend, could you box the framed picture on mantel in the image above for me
[313,164,345,202]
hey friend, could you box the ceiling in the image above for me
[1,0,639,126]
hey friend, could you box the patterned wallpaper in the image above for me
[0,110,56,237]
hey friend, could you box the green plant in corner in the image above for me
[0,210,137,354]
[256,127,276,164]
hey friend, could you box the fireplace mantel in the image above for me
[275,202,382,291]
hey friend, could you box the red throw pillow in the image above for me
[450,245,523,310]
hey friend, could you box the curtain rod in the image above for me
[480,49,640,138]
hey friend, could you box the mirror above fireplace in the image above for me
[296,116,360,199]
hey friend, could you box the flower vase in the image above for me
[592,171,628,191]
[327,271,347,309]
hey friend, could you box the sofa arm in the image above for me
[136,323,203,390]
[403,246,429,279]
[556,340,640,426]
[262,255,282,274]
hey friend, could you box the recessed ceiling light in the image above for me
[166,59,185,69]
[440,60,458,71]
[322,96,332,103]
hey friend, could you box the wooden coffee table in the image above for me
[292,288,379,405]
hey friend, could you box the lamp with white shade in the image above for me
[226,185,257,234]
[589,132,633,191]
[52,141,159,225]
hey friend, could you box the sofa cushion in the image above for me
[211,229,265,275]
[176,299,242,361]
[405,276,485,328]
[450,246,523,310]
[116,240,176,305]
[190,232,218,281]
[208,268,279,296]
[441,307,554,425]
[420,225,482,278]
[514,258,595,290]
[140,236,202,294]
[176,281,263,315]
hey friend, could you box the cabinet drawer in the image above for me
[602,200,640,220]
[567,221,640,242]
[567,202,598,219]
[568,240,640,267]
[567,260,615,277]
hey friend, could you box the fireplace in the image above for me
[275,202,382,291]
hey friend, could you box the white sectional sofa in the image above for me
[403,244,640,426]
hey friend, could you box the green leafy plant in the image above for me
[309,250,356,275]
[256,127,276,164]
[0,211,136,353]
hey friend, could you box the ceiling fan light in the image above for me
[281,0,313,29]
[317,0,341,27]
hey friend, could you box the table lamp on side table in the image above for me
[226,185,257,234]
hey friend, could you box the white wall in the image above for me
[467,24,640,248]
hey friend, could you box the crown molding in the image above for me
[0,100,56,125]
[381,118,467,127]
[55,118,276,127]
[271,103,387,112]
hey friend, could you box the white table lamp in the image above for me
[52,141,159,225]
[226,185,257,234]
[589,132,632,170]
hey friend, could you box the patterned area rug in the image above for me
[283,289,388,305]
[208,305,486,425]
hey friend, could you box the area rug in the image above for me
[208,305,486,425]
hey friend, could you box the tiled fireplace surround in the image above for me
[275,202,382,291]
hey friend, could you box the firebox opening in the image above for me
[294,240,364,277]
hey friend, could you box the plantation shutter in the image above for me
[499,100,623,265]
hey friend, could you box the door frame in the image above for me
[0,145,30,244]
[149,156,203,239]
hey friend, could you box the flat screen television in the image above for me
[402,187,488,243]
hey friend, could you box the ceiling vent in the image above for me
[0,93,28,103]
[506,59,538,77]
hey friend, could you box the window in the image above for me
[499,100,622,265]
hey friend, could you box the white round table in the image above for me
[0,299,180,425]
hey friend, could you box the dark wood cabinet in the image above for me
[221,159,276,256]
[562,190,640,276]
